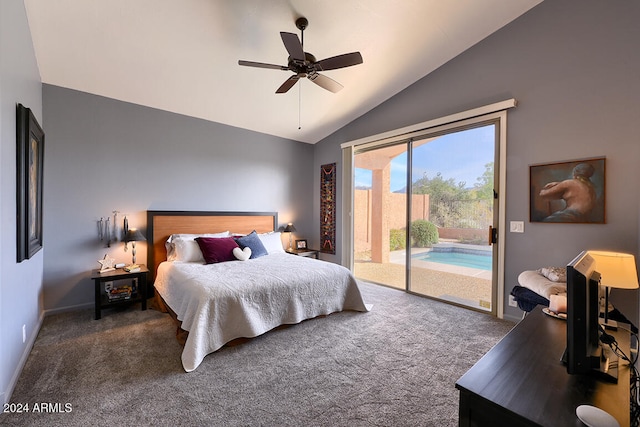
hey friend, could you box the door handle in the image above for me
[488,226,498,245]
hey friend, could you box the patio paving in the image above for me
[354,247,493,311]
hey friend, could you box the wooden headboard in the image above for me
[146,210,277,282]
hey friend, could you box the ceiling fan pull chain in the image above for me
[298,83,302,130]
[298,15,305,128]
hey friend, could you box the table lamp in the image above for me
[123,228,146,266]
[284,223,296,250]
[588,250,639,329]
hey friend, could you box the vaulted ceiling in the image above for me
[24,0,542,143]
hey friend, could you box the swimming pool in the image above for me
[413,249,492,271]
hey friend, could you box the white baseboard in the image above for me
[44,301,93,316]
[503,313,523,323]
[3,310,45,406]
[3,302,93,405]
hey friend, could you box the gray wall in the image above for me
[314,0,640,323]
[3,0,639,404]
[42,85,315,311]
[0,0,44,405]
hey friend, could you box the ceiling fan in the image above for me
[238,17,363,94]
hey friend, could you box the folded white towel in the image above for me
[518,270,567,300]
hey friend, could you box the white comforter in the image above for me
[154,253,368,372]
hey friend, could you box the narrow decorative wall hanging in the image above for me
[320,163,336,254]
[16,104,45,262]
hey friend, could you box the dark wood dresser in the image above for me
[455,306,630,426]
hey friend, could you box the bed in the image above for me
[147,210,368,372]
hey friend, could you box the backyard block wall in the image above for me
[354,189,488,256]
[354,190,430,255]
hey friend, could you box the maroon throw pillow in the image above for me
[195,237,239,264]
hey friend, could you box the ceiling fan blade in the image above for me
[307,71,343,93]
[238,60,288,70]
[314,52,363,71]
[280,32,305,62]
[276,75,301,94]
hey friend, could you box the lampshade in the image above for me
[588,250,639,289]
[284,223,296,233]
[123,228,146,243]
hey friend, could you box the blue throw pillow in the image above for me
[234,231,268,259]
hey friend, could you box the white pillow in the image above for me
[257,232,285,254]
[166,231,230,261]
[173,239,206,263]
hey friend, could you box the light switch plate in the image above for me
[510,221,524,233]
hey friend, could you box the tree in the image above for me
[472,162,494,200]
[412,165,493,229]
[413,172,468,201]
[413,172,470,227]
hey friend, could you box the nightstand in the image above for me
[90,265,149,320]
[286,248,320,259]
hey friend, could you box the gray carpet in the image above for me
[2,282,514,427]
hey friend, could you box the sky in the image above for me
[355,124,495,192]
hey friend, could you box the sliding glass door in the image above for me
[353,143,407,290]
[351,119,501,314]
[408,125,496,311]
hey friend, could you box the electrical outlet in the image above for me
[508,295,518,307]
[509,221,524,233]
[22,324,26,343]
[104,281,114,292]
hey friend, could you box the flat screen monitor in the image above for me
[564,251,617,382]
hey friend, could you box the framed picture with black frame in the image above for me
[295,239,308,250]
[529,157,605,224]
[16,103,45,262]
